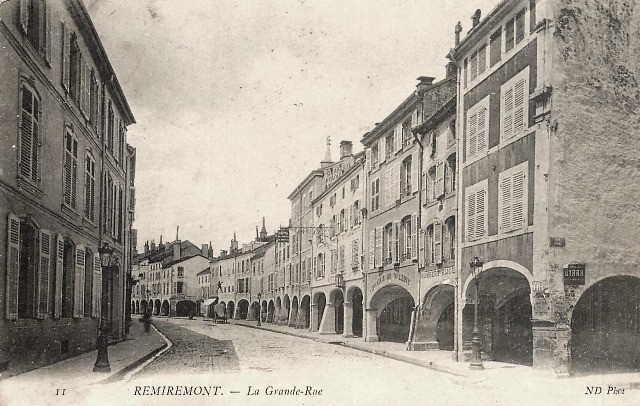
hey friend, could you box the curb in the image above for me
[234,322,468,378]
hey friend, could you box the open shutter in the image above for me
[380,137,386,162]
[44,1,52,63]
[73,245,85,318]
[500,176,512,232]
[434,222,443,264]
[398,221,405,262]
[375,227,382,268]
[37,229,52,319]
[5,214,20,320]
[395,126,402,153]
[512,169,526,229]
[369,229,376,270]
[467,112,477,158]
[54,234,64,318]
[466,192,476,241]
[61,22,70,92]
[411,152,419,194]
[477,106,487,153]
[411,214,418,260]
[394,163,401,202]
[421,172,427,202]
[19,0,29,33]
[443,221,451,262]
[476,188,487,238]
[503,86,514,140]
[513,78,526,135]
[339,245,345,272]
[436,161,445,197]
[352,239,359,270]
[366,149,371,172]
[418,228,425,268]
[393,221,400,263]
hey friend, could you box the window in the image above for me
[466,97,489,160]
[465,180,488,241]
[351,239,359,270]
[505,8,526,53]
[427,166,437,201]
[490,28,502,67]
[316,203,322,217]
[383,223,393,264]
[176,282,184,294]
[444,217,456,262]
[401,216,412,261]
[402,120,412,147]
[118,122,125,164]
[177,266,184,277]
[385,133,394,159]
[469,52,477,82]
[445,154,456,194]
[63,131,78,208]
[342,186,345,199]
[339,245,345,272]
[371,178,380,212]
[401,156,412,196]
[426,225,434,265]
[330,193,336,207]
[18,84,41,182]
[352,200,360,225]
[501,67,529,142]
[20,0,50,62]
[477,44,487,76]
[371,144,379,167]
[107,102,114,155]
[350,175,359,191]
[499,162,528,233]
[339,209,346,233]
[84,153,96,221]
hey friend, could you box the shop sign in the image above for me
[564,263,585,286]
[421,266,455,279]
[368,271,412,294]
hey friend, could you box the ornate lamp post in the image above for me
[469,256,484,370]
[257,292,262,326]
[94,242,114,373]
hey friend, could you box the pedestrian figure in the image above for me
[188,309,195,320]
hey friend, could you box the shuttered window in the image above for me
[434,222,443,264]
[21,0,51,62]
[73,245,85,318]
[19,85,41,182]
[5,214,21,320]
[351,239,359,270]
[418,228,426,268]
[369,229,376,270]
[465,180,488,241]
[54,234,64,318]
[466,97,489,161]
[84,153,96,221]
[499,162,528,233]
[37,229,52,319]
[63,131,78,208]
[501,67,529,142]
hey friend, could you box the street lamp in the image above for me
[257,292,262,326]
[94,242,115,373]
[469,256,484,370]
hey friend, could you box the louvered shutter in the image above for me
[503,86,514,140]
[512,169,526,229]
[421,173,427,202]
[369,229,376,270]
[398,221,405,261]
[393,221,400,263]
[366,149,371,172]
[19,0,29,33]
[61,22,70,92]
[54,234,64,318]
[411,152,419,193]
[380,137,386,162]
[394,163,401,201]
[84,62,91,115]
[73,245,85,318]
[466,192,476,241]
[384,168,392,207]
[418,228,425,268]
[352,239,359,269]
[395,126,402,153]
[467,112,477,158]
[5,214,20,320]
[71,151,78,208]
[434,222,443,264]
[477,107,487,153]
[19,88,34,179]
[37,229,52,319]
[44,2,51,63]
[64,143,72,205]
[436,161,445,197]
[443,221,450,262]
[375,227,382,268]
[476,188,487,238]
[339,245,345,272]
[500,176,512,232]
[411,214,418,260]
[513,78,526,135]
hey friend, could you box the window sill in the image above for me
[82,217,97,231]
[16,176,43,199]
[60,203,79,220]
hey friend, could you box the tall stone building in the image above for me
[451,0,640,374]
[0,0,135,376]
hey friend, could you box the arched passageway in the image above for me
[154,299,161,316]
[176,300,196,317]
[267,300,275,323]
[415,284,455,350]
[300,295,311,329]
[226,301,235,320]
[349,288,364,337]
[571,276,640,374]
[463,267,532,365]
[275,297,282,323]
[237,299,249,320]
[249,301,260,321]
[368,285,414,343]
[261,301,268,322]
[315,293,326,331]
[283,295,291,324]
[289,297,299,327]
[332,290,344,334]
[162,300,170,316]
[141,300,148,315]
[135,301,140,314]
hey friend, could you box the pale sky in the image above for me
[84,0,500,254]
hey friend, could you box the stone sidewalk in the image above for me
[0,318,167,391]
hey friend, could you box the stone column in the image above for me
[318,303,336,335]
[343,302,354,338]
[310,304,318,332]
[365,308,378,342]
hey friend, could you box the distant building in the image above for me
[0,0,135,376]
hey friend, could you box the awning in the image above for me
[202,298,217,306]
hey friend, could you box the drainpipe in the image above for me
[362,151,370,342]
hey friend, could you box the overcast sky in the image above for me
[84,0,499,254]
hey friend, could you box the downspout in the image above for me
[361,157,369,341]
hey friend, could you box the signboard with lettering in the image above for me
[368,271,412,294]
[564,263,585,286]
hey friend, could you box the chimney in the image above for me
[446,62,457,78]
[321,136,333,167]
[150,239,156,252]
[173,240,181,261]
[472,9,481,28]
[416,76,436,93]
[230,232,238,253]
[255,226,259,241]
[220,249,228,257]
[144,241,149,255]
[339,141,353,160]
[260,217,267,240]
[209,241,213,258]
[201,244,209,257]
[455,21,462,46]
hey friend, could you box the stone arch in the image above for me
[570,275,640,374]
[226,301,235,320]
[275,296,282,323]
[267,300,275,323]
[176,300,196,317]
[288,296,299,327]
[154,299,161,315]
[326,289,344,334]
[346,286,364,338]
[131,301,136,315]
[261,300,268,322]
[313,291,327,332]
[282,295,291,324]
[249,301,260,321]
[461,260,533,301]
[415,284,455,350]
[300,295,311,329]
[161,300,170,316]
[140,300,148,315]
[236,299,249,320]
[369,284,415,343]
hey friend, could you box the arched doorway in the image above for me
[154,299,161,316]
[349,287,364,337]
[290,297,299,327]
[141,300,148,315]
[267,300,275,323]
[415,285,455,350]
[131,301,135,315]
[162,300,170,316]
[249,301,260,321]
[331,290,345,334]
[227,301,235,320]
[571,275,640,374]
[135,301,140,314]
[315,293,326,331]
[237,299,249,320]
[275,297,282,323]
[463,266,532,365]
[283,295,291,324]
[370,285,415,343]
[176,300,196,317]
[300,295,311,329]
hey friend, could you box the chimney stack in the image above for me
[150,239,156,252]
[416,76,436,93]
[144,241,149,254]
[230,232,238,253]
[173,240,181,261]
[339,141,353,160]
[446,62,457,78]
[260,217,268,240]
[201,244,209,257]
[321,136,333,167]
[472,9,481,28]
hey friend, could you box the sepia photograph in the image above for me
[0,0,639,404]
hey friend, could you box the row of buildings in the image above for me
[1,0,137,377]
[132,0,640,377]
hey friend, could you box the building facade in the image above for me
[0,0,135,376]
